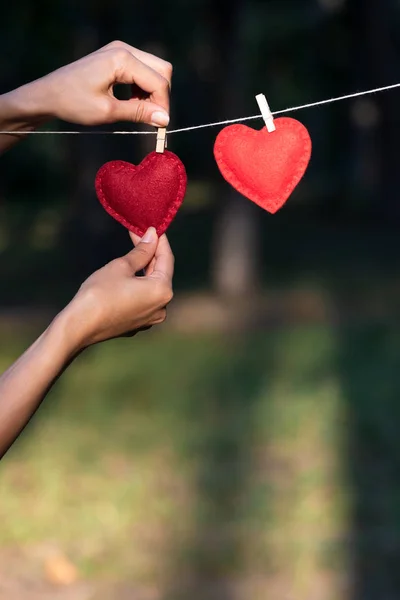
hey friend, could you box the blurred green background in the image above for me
[1,1,400,599]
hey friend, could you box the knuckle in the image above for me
[107,40,125,49]
[114,256,130,271]
[110,47,131,68]
[134,101,146,123]
[134,245,150,260]
[100,97,115,122]
[160,75,170,91]
[154,309,167,325]
[158,283,173,305]
[110,256,123,267]
[161,60,173,78]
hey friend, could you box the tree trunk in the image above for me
[210,0,260,298]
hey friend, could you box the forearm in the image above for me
[0,79,51,154]
[0,309,82,458]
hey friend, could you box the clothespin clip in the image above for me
[156,127,167,153]
[256,93,276,133]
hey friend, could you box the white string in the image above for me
[1,82,399,136]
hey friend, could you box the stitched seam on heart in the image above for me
[96,154,186,230]
[96,152,187,235]
[215,129,310,210]
[214,121,311,211]
[160,157,187,232]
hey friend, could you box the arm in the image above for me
[0,314,81,457]
[0,40,172,153]
[0,228,174,459]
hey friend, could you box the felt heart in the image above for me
[214,117,312,214]
[95,150,187,237]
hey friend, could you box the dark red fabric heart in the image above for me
[214,117,312,214]
[95,150,187,237]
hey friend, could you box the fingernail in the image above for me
[141,227,156,243]
[151,111,169,127]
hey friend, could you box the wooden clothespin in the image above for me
[255,94,276,132]
[156,127,167,153]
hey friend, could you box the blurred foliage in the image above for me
[1,0,400,305]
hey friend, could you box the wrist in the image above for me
[45,306,88,363]
[0,79,52,133]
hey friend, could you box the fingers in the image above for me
[110,97,169,127]
[129,231,141,246]
[47,41,172,128]
[101,40,173,85]
[108,49,170,122]
[151,308,167,325]
[129,231,155,275]
[128,231,174,284]
[150,234,175,283]
[124,227,158,273]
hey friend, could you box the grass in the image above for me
[0,320,400,599]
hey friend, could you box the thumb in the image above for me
[110,98,169,127]
[124,227,158,272]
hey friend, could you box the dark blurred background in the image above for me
[1,1,400,599]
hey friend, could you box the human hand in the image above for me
[2,40,172,130]
[63,227,174,350]
[0,226,174,458]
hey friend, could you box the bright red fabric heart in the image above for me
[214,117,312,214]
[95,150,187,237]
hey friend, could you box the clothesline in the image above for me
[0,82,399,135]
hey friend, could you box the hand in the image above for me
[63,227,174,350]
[39,40,172,126]
[0,227,174,457]
[0,40,172,133]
